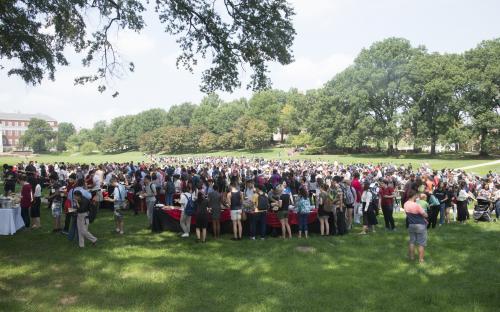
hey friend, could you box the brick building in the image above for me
[0,113,58,153]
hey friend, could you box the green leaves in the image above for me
[2,0,295,94]
[20,118,55,153]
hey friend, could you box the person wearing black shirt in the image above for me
[73,191,97,248]
[195,194,209,243]
[3,165,17,196]
[433,182,448,226]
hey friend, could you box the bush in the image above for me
[81,142,98,155]
[302,146,324,155]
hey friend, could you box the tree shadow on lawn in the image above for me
[1,216,499,312]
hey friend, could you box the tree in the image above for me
[66,129,92,151]
[198,132,218,152]
[244,119,271,150]
[352,38,424,153]
[166,102,197,127]
[1,0,296,94]
[81,142,97,154]
[248,89,287,141]
[90,121,108,146]
[464,38,500,156]
[190,94,222,133]
[56,122,76,151]
[408,53,457,155]
[19,118,54,153]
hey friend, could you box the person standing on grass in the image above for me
[456,180,471,224]
[379,180,396,231]
[341,178,356,230]
[195,192,209,243]
[48,176,62,232]
[352,172,363,225]
[73,191,97,248]
[30,178,42,229]
[19,175,33,229]
[297,187,312,239]
[433,182,448,226]
[317,183,332,236]
[404,190,428,263]
[105,178,126,235]
[278,186,293,239]
[360,182,377,235]
[227,181,243,241]
[143,175,157,227]
[179,184,194,238]
[251,185,269,240]
[208,184,222,239]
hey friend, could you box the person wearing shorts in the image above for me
[404,190,429,263]
[105,178,126,235]
[278,187,292,239]
[317,184,332,236]
[227,182,243,240]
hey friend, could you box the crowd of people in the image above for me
[2,157,499,261]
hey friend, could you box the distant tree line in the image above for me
[21,37,499,155]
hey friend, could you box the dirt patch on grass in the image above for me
[296,246,316,253]
[59,295,78,305]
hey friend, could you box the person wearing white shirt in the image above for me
[360,182,377,234]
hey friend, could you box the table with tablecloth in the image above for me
[152,208,321,234]
[0,207,25,235]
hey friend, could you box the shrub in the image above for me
[81,142,98,155]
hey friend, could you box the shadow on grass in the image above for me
[1,210,499,312]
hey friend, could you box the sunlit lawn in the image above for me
[1,204,499,311]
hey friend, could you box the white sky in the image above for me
[1,0,499,129]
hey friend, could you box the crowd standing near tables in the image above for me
[1,158,499,259]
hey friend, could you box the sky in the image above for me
[1,0,499,129]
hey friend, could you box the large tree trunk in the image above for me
[479,127,488,156]
[412,121,419,152]
[430,137,437,155]
[280,128,284,143]
[387,140,394,155]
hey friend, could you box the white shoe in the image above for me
[181,233,189,238]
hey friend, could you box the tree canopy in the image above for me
[1,0,296,94]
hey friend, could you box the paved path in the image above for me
[458,159,500,170]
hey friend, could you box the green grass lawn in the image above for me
[1,204,499,311]
[1,148,499,173]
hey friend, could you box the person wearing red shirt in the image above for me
[379,180,396,230]
[351,172,363,224]
[19,175,33,228]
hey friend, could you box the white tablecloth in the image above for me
[0,207,25,235]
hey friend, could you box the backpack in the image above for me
[297,198,311,214]
[257,193,270,211]
[323,192,334,212]
[341,184,355,206]
[183,194,195,216]
[370,187,379,206]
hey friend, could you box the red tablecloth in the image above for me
[160,208,318,227]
